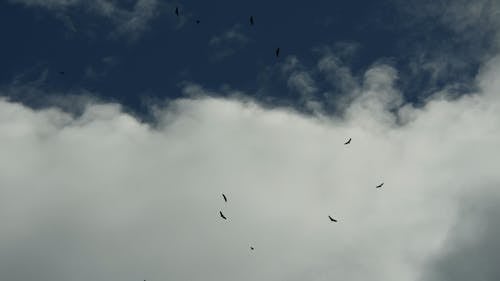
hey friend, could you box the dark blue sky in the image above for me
[0,0,489,115]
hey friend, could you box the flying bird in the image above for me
[250,16,254,25]
[344,138,351,145]
[219,211,227,220]
[222,193,227,202]
[250,246,254,250]
[328,215,338,222]
[275,47,280,57]
[175,7,179,16]
[376,183,384,188]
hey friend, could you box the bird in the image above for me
[250,246,254,250]
[376,183,384,188]
[250,16,254,25]
[344,137,351,145]
[219,211,227,220]
[222,193,227,202]
[328,215,338,222]
[275,47,280,57]
[175,7,179,16]
[196,19,200,24]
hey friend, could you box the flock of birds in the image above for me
[218,193,256,251]
[59,6,386,257]
[26,4,390,281]
[177,6,386,252]
[218,136,384,251]
[57,9,280,78]
[139,6,387,281]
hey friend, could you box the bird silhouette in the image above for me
[376,183,384,188]
[222,193,227,202]
[275,48,280,57]
[175,7,179,16]
[219,211,227,220]
[328,215,338,222]
[250,16,254,25]
[250,246,254,250]
[344,138,351,145]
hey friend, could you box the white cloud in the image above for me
[421,191,500,281]
[1,49,500,280]
[287,71,318,106]
[274,49,395,115]
[278,56,322,112]
[317,52,359,99]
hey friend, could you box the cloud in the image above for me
[9,0,163,40]
[209,24,250,61]
[400,0,500,46]
[280,56,321,113]
[3,1,500,279]
[317,51,359,96]
[255,43,362,114]
[421,191,500,281]
[1,47,500,280]
[84,56,120,80]
[258,44,374,114]
[287,71,317,97]
[390,0,500,99]
[209,25,249,46]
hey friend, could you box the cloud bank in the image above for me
[1,47,500,280]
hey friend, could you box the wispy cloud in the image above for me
[209,24,250,61]
[390,0,500,99]
[84,55,120,80]
[279,56,321,113]
[209,24,249,46]
[9,0,164,40]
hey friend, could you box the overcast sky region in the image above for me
[1,1,500,281]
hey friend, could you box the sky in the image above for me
[0,0,500,280]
